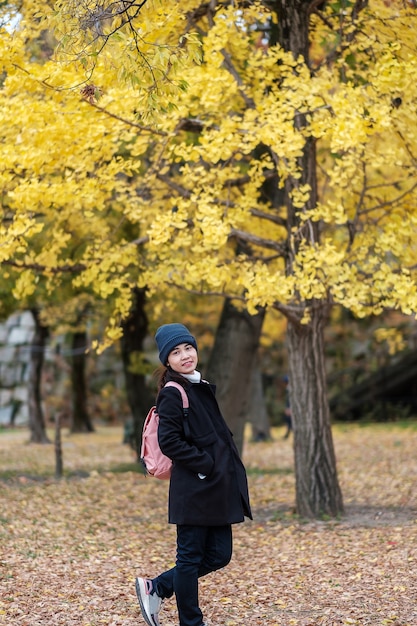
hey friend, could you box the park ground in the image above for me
[0,422,416,626]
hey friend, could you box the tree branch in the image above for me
[250,208,286,228]
[156,173,287,227]
[168,280,306,326]
[3,259,86,274]
[84,99,168,136]
[229,228,286,255]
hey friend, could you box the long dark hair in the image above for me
[154,365,187,394]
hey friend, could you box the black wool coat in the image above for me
[156,377,252,526]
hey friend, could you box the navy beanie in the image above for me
[155,323,197,365]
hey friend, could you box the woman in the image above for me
[136,323,252,626]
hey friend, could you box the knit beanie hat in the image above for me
[155,323,198,365]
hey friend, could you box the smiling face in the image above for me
[167,342,198,375]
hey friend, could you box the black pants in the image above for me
[154,524,232,626]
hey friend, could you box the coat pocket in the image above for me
[192,431,217,448]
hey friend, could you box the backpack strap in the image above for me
[164,381,191,441]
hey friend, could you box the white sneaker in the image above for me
[135,577,162,626]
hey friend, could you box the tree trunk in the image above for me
[120,287,153,460]
[287,303,344,518]
[70,330,94,433]
[275,0,310,59]
[55,412,63,478]
[205,299,265,455]
[245,354,272,442]
[273,0,344,518]
[28,308,50,443]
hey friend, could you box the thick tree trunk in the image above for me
[272,0,344,518]
[287,303,344,518]
[28,309,50,443]
[120,287,153,460]
[205,299,265,455]
[245,354,272,442]
[275,0,310,58]
[70,330,94,433]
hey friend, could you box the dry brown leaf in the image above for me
[0,424,416,625]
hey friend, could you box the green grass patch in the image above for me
[246,466,293,476]
[108,461,145,474]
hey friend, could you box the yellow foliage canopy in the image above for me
[1,0,417,340]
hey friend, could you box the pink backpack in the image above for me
[140,382,189,479]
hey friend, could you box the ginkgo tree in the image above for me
[2,0,417,517]
[0,1,146,442]
[114,0,415,517]
[60,0,416,518]
[0,1,144,331]
[0,0,207,447]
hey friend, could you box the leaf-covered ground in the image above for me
[0,423,416,626]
